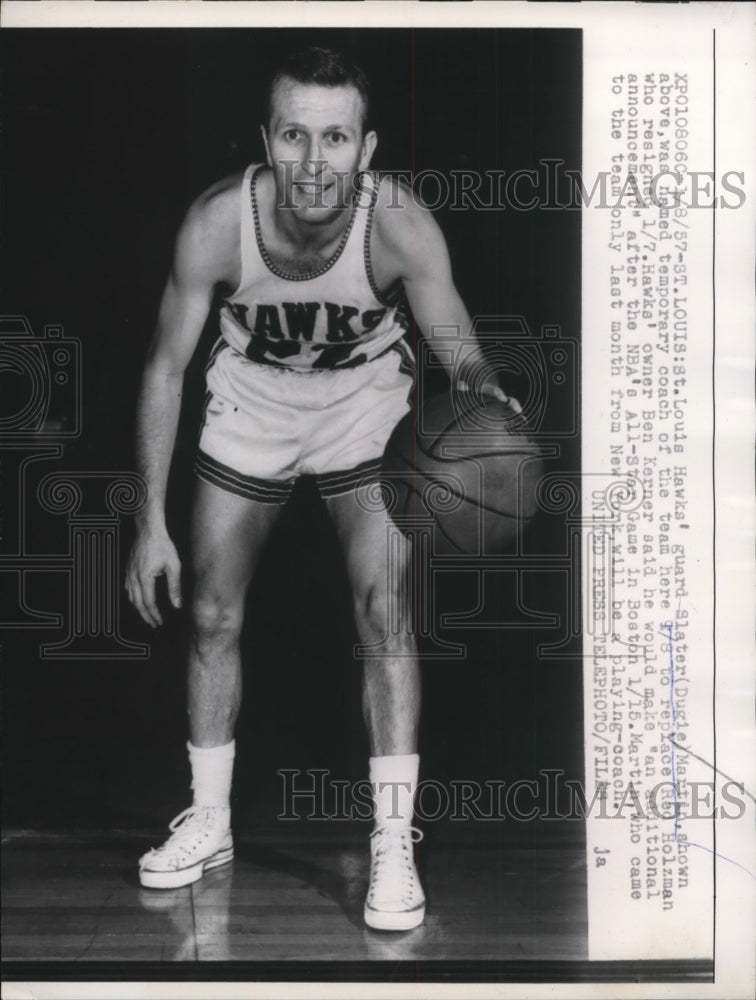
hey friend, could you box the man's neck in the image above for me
[273,201,354,253]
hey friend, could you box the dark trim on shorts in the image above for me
[315,458,383,498]
[195,450,295,505]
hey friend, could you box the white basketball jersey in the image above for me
[218,164,410,371]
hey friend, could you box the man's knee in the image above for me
[353,577,408,641]
[191,594,244,646]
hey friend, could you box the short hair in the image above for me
[266,47,371,132]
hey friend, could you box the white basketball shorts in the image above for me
[195,338,415,503]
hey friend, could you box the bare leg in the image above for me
[188,480,283,747]
[324,485,419,756]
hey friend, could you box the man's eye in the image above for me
[283,130,301,142]
[326,132,346,145]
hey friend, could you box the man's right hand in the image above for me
[125,525,183,628]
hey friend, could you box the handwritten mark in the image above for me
[663,618,756,882]
[665,734,756,806]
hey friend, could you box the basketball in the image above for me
[381,392,543,554]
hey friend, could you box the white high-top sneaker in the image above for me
[364,825,425,930]
[139,805,233,889]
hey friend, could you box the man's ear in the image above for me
[261,125,273,168]
[359,130,378,171]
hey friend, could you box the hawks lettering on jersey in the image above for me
[226,300,390,368]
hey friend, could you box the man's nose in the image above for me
[303,141,326,176]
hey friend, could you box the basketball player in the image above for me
[126,47,510,932]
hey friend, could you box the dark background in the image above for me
[1,28,582,833]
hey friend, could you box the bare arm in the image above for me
[126,197,228,626]
[136,213,216,528]
[375,182,516,404]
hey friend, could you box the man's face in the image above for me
[263,78,377,221]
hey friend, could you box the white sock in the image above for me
[187,740,235,809]
[369,753,419,829]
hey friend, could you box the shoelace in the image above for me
[144,806,216,861]
[368,826,424,903]
[168,806,207,834]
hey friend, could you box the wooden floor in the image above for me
[1,824,587,963]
